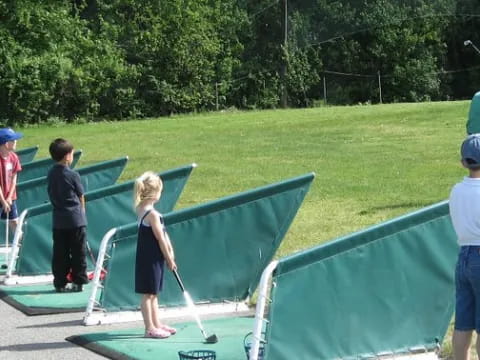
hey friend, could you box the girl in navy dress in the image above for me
[134,171,177,339]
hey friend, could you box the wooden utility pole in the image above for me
[377,71,382,104]
[323,76,327,105]
[280,0,288,108]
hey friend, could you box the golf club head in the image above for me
[204,334,218,344]
[465,40,472,46]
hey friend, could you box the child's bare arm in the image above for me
[79,195,86,211]
[164,232,175,260]
[0,183,10,212]
[6,174,17,203]
[149,212,177,270]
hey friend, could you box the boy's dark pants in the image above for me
[52,226,89,288]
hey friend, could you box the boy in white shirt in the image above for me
[450,134,480,360]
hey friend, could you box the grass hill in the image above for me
[20,101,469,256]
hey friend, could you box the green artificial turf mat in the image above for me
[68,316,259,360]
[0,282,98,315]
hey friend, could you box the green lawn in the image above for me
[19,101,468,257]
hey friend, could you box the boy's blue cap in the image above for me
[462,134,480,168]
[0,128,22,145]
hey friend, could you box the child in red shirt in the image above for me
[0,128,23,234]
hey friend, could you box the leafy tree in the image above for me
[1,0,479,122]
[0,0,137,123]
[93,0,246,115]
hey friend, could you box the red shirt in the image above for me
[0,152,21,200]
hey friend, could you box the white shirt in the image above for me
[450,176,480,246]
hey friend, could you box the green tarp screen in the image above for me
[14,164,194,276]
[15,146,39,164]
[18,150,82,183]
[0,157,128,247]
[100,173,314,312]
[263,201,457,360]
[16,157,128,213]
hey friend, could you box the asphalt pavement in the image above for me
[0,274,254,360]
[0,272,144,360]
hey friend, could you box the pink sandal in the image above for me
[144,328,170,339]
[160,324,177,335]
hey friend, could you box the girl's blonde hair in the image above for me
[133,171,163,209]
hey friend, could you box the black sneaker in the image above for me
[71,284,83,292]
[55,287,67,293]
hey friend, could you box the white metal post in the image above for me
[5,210,27,280]
[250,260,278,360]
[83,227,116,325]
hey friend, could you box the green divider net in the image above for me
[0,157,128,247]
[100,173,314,312]
[467,91,480,135]
[18,150,82,183]
[14,164,194,276]
[16,157,128,213]
[15,146,39,164]
[264,201,457,360]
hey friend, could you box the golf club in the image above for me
[67,240,106,282]
[464,39,480,55]
[172,269,218,344]
[1,217,9,269]
[86,240,106,280]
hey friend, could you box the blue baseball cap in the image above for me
[0,128,23,145]
[462,134,480,168]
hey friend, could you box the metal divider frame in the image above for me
[83,227,251,326]
[4,210,28,284]
[248,260,441,360]
[84,227,117,326]
[250,261,278,360]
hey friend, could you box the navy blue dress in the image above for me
[135,209,165,294]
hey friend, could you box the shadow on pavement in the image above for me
[18,319,83,329]
[0,341,74,352]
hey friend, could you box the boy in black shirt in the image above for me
[47,138,88,292]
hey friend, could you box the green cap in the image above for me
[467,91,480,135]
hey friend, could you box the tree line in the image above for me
[0,0,479,124]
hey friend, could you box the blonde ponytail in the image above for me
[133,177,144,209]
[133,171,163,209]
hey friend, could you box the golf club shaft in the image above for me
[86,240,96,265]
[183,290,208,337]
[172,269,218,343]
[173,270,209,338]
[172,269,186,292]
[5,217,8,265]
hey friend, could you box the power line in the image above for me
[249,0,280,21]
[322,65,480,79]
[293,12,480,48]
[217,64,480,91]
[323,70,375,78]
[439,64,480,75]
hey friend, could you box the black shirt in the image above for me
[47,164,86,229]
